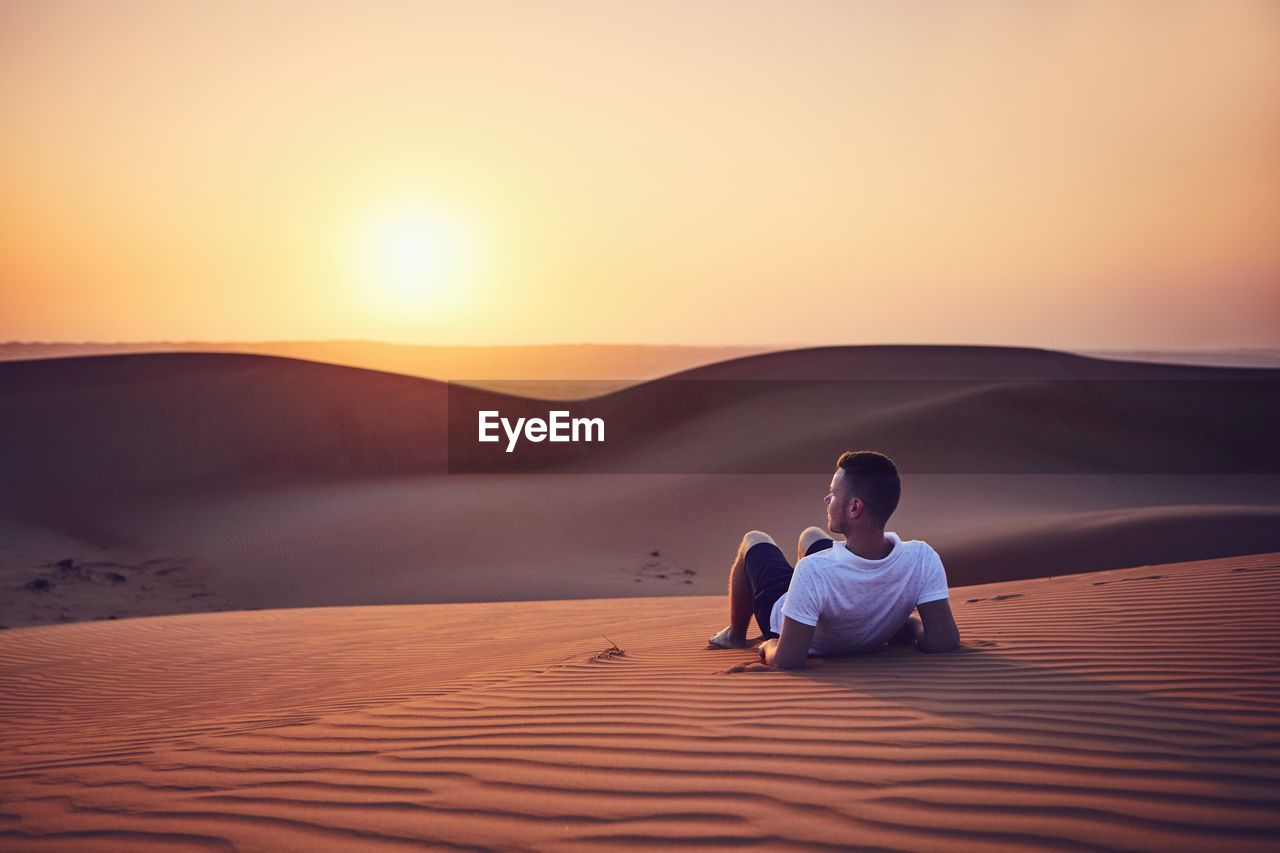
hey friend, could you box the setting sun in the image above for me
[349,199,481,319]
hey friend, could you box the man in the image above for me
[709,450,960,669]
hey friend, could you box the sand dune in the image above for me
[0,353,449,505]
[2,551,1278,849]
[5,344,1276,495]
[669,343,1280,379]
[1085,348,1280,369]
[2,346,1279,629]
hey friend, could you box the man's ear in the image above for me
[849,497,864,519]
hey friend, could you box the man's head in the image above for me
[824,450,901,535]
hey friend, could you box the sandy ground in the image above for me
[2,551,1278,850]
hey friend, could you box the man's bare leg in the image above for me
[796,526,831,563]
[709,530,775,648]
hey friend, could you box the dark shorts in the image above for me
[744,537,834,637]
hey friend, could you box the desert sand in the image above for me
[2,551,1278,850]
[2,345,1279,848]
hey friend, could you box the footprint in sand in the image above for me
[627,553,698,585]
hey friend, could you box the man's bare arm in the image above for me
[915,598,960,652]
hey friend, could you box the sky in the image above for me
[2,0,1278,349]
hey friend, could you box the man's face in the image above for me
[824,468,853,535]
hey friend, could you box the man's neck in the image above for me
[843,530,893,561]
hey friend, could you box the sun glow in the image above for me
[349,199,482,319]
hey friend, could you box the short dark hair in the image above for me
[836,450,900,526]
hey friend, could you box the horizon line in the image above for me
[3,339,1280,354]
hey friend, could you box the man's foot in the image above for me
[708,625,749,649]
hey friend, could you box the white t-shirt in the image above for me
[771,532,949,656]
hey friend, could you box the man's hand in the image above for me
[761,618,817,669]
[727,661,776,674]
[727,656,825,674]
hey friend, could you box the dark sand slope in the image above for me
[0,353,450,505]
[2,552,1278,850]
[942,504,1280,584]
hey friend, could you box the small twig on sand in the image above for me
[593,635,625,661]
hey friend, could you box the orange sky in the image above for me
[2,1,1277,349]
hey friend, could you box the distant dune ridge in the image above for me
[5,340,1279,374]
[2,552,1278,849]
[1,344,1279,629]
[0,340,768,384]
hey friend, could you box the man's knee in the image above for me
[797,526,830,561]
[742,530,775,551]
